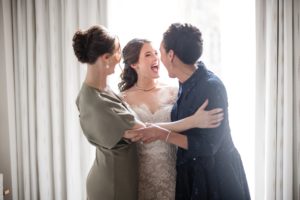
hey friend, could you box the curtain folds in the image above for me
[8,0,107,199]
[255,0,300,199]
[293,0,300,198]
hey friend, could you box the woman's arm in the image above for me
[123,99,223,146]
[123,118,189,147]
[157,99,223,132]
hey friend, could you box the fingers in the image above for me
[138,135,155,144]
[199,99,209,110]
[131,134,143,142]
[125,125,163,143]
[124,131,141,139]
[211,113,224,121]
[209,108,223,114]
[207,113,224,127]
[198,111,224,128]
[207,122,222,128]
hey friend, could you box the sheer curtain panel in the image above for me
[255,0,300,199]
[1,0,108,199]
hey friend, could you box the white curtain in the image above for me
[2,0,107,199]
[255,0,300,199]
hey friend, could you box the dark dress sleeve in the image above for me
[79,94,136,149]
[186,79,229,156]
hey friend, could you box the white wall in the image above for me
[0,1,16,200]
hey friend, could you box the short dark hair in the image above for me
[72,25,116,64]
[162,23,203,64]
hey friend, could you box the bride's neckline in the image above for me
[130,103,172,116]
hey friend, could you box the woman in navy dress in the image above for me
[162,23,251,200]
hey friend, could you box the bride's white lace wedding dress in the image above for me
[129,87,178,200]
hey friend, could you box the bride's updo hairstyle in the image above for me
[118,38,150,92]
[72,25,116,64]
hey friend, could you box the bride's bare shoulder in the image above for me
[119,86,140,105]
[157,82,178,94]
[156,83,178,104]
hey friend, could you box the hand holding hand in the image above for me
[124,124,169,144]
[123,131,143,142]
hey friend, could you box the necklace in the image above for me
[134,83,156,92]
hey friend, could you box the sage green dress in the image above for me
[76,83,138,200]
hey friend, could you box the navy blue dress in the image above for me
[172,62,251,200]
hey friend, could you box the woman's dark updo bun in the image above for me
[118,38,150,92]
[72,31,88,63]
[72,25,116,64]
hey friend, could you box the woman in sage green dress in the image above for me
[72,25,223,200]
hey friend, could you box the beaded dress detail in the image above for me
[129,87,178,200]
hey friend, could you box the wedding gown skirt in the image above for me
[131,104,177,200]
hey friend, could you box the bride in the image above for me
[119,39,222,200]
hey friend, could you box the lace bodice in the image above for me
[129,87,178,200]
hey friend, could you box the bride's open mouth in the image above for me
[151,64,159,73]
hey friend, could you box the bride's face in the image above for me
[133,43,160,79]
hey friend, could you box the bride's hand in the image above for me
[192,99,224,128]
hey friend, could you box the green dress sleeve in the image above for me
[78,89,136,149]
